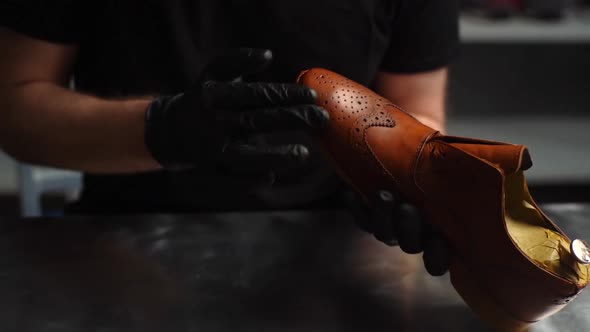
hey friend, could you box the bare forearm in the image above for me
[392,95,446,133]
[374,68,448,133]
[0,82,161,173]
[396,100,447,133]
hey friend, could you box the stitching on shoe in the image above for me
[413,131,441,195]
[511,146,521,174]
[351,111,397,186]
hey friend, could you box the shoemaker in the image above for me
[0,1,458,275]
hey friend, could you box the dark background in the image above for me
[1,11,590,215]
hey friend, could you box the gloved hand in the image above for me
[144,48,329,176]
[348,190,451,276]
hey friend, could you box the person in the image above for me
[0,1,459,275]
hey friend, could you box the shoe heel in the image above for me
[450,260,532,332]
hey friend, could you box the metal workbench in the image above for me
[0,204,588,331]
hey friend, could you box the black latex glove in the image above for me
[348,190,451,276]
[144,48,329,175]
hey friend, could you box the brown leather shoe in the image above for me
[297,68,590,331]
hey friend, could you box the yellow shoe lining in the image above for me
[505,171,589,285]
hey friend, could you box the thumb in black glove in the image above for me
[348,190,451,276]
[144,48,329,178]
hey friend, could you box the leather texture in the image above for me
[297,68,589,330]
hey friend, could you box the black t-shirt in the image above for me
[0,0,459,213]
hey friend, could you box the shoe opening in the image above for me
[504,171,589,286]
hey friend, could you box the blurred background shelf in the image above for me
[0,152,16,194]
[447,41,590,188]
[460,12,590,42]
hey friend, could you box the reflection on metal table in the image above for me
[0,203,588,332]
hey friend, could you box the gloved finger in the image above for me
[218,143,310,175]
[393,203,424,254]
[369,190,398,246]
[203,48,273,82]
[422,232,451,277]
[203,81,318,109]
[222,105,329,134]
[343,190,373,233]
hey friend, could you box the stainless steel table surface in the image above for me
[0,204,588,332]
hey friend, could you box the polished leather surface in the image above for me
[298,68,439,204]
[0,206,588,331]
[298,68,588,327]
